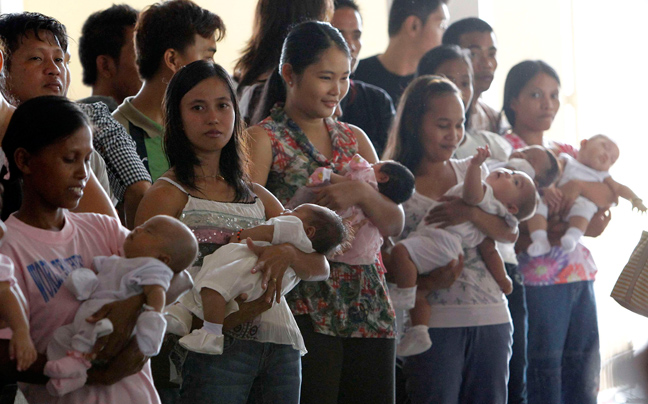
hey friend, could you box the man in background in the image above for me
[332,0,394,157]
[443,17,502,133]
[113,0,224,182]
[354,0,449,106]
[78,4,142,111]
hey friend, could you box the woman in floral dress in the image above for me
[248,22,404,404]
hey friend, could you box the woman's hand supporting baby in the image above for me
[87,294,145,362]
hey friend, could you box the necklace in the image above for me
[195,174,225,181]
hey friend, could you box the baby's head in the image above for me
[486,169,538,221]
[123,215,199,273]
[577,134,619,172]
[281,204,349,255]
[372,161,416,204]
[509,145,560,188]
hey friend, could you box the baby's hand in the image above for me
[471,145,490,166]
[10,328,37,371]
[542,187,563,215]
[632,198,647,213]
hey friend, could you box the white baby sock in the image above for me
[528,230,551,257]
[203,321,223,336]
[561,227,584,253]
[397,325,432,357]
[389,285,417,310]
[179,321,225,355]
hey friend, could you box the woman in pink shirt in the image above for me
[0,96,159,404]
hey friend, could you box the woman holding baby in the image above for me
[247,21,404,404]
[502,60,617,404]
[0,96,159,404]
[135,60,330,404]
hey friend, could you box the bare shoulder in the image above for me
[348,124,378,163]
[135,174,188,224]
[247,125,271,145]
[251,183,283,218]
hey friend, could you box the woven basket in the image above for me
[611,231,648,317]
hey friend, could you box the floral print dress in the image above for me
[256,104,395,338]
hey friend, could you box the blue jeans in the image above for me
[402,323,512,404]
[178,336,301,404]
[526,281,600,404]
[506,263,528,404]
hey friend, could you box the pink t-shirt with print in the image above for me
[0,254,16,286]
[0,211,160,404]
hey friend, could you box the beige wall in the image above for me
[19,0,390,101]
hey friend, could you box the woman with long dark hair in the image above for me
[383,75,517,403]
[135,60,328,404]
[248,21,404,404]
[234,0,333,123]
[501,60,615,404]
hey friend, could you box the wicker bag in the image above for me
[611,231,648,317]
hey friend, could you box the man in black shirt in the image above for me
[443,18,502,133]
[332,0,394,157]
[354,0,449,106]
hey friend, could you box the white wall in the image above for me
[0,0,22,13]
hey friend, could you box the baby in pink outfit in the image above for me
[287,154,415,265]
[44,215,198,397]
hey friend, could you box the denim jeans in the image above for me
[506,263,528,404]
[526,281,600,404]
[178,336,301,404]
[402,323,513,404]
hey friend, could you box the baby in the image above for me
[43,215,198,396]
[489,145,560,190]
[391,146,538,356]
[287,154,415,265]
[179,203,347,355]
[0,220,37,372]
[527,134,646,256]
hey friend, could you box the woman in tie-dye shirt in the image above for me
[502,60,616,404]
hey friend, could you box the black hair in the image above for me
[537,149,559,188]
[334,0,359,11]
[416,45,473,126]
[502,60,560,127]
[164,60,251,202]
[0,12,68,72]
[251,21,350,124]
[135,0,225,81]
[79,4,139,86]
[416,44,472,77]
[307,206,349,255]
[383,75,460,173]
[388,0,447,37]
[442,17,493,46]
[377,161,415,203]
[2,96,89,181]
[234,0,333,90]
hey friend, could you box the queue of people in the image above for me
[0,0,629,404]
